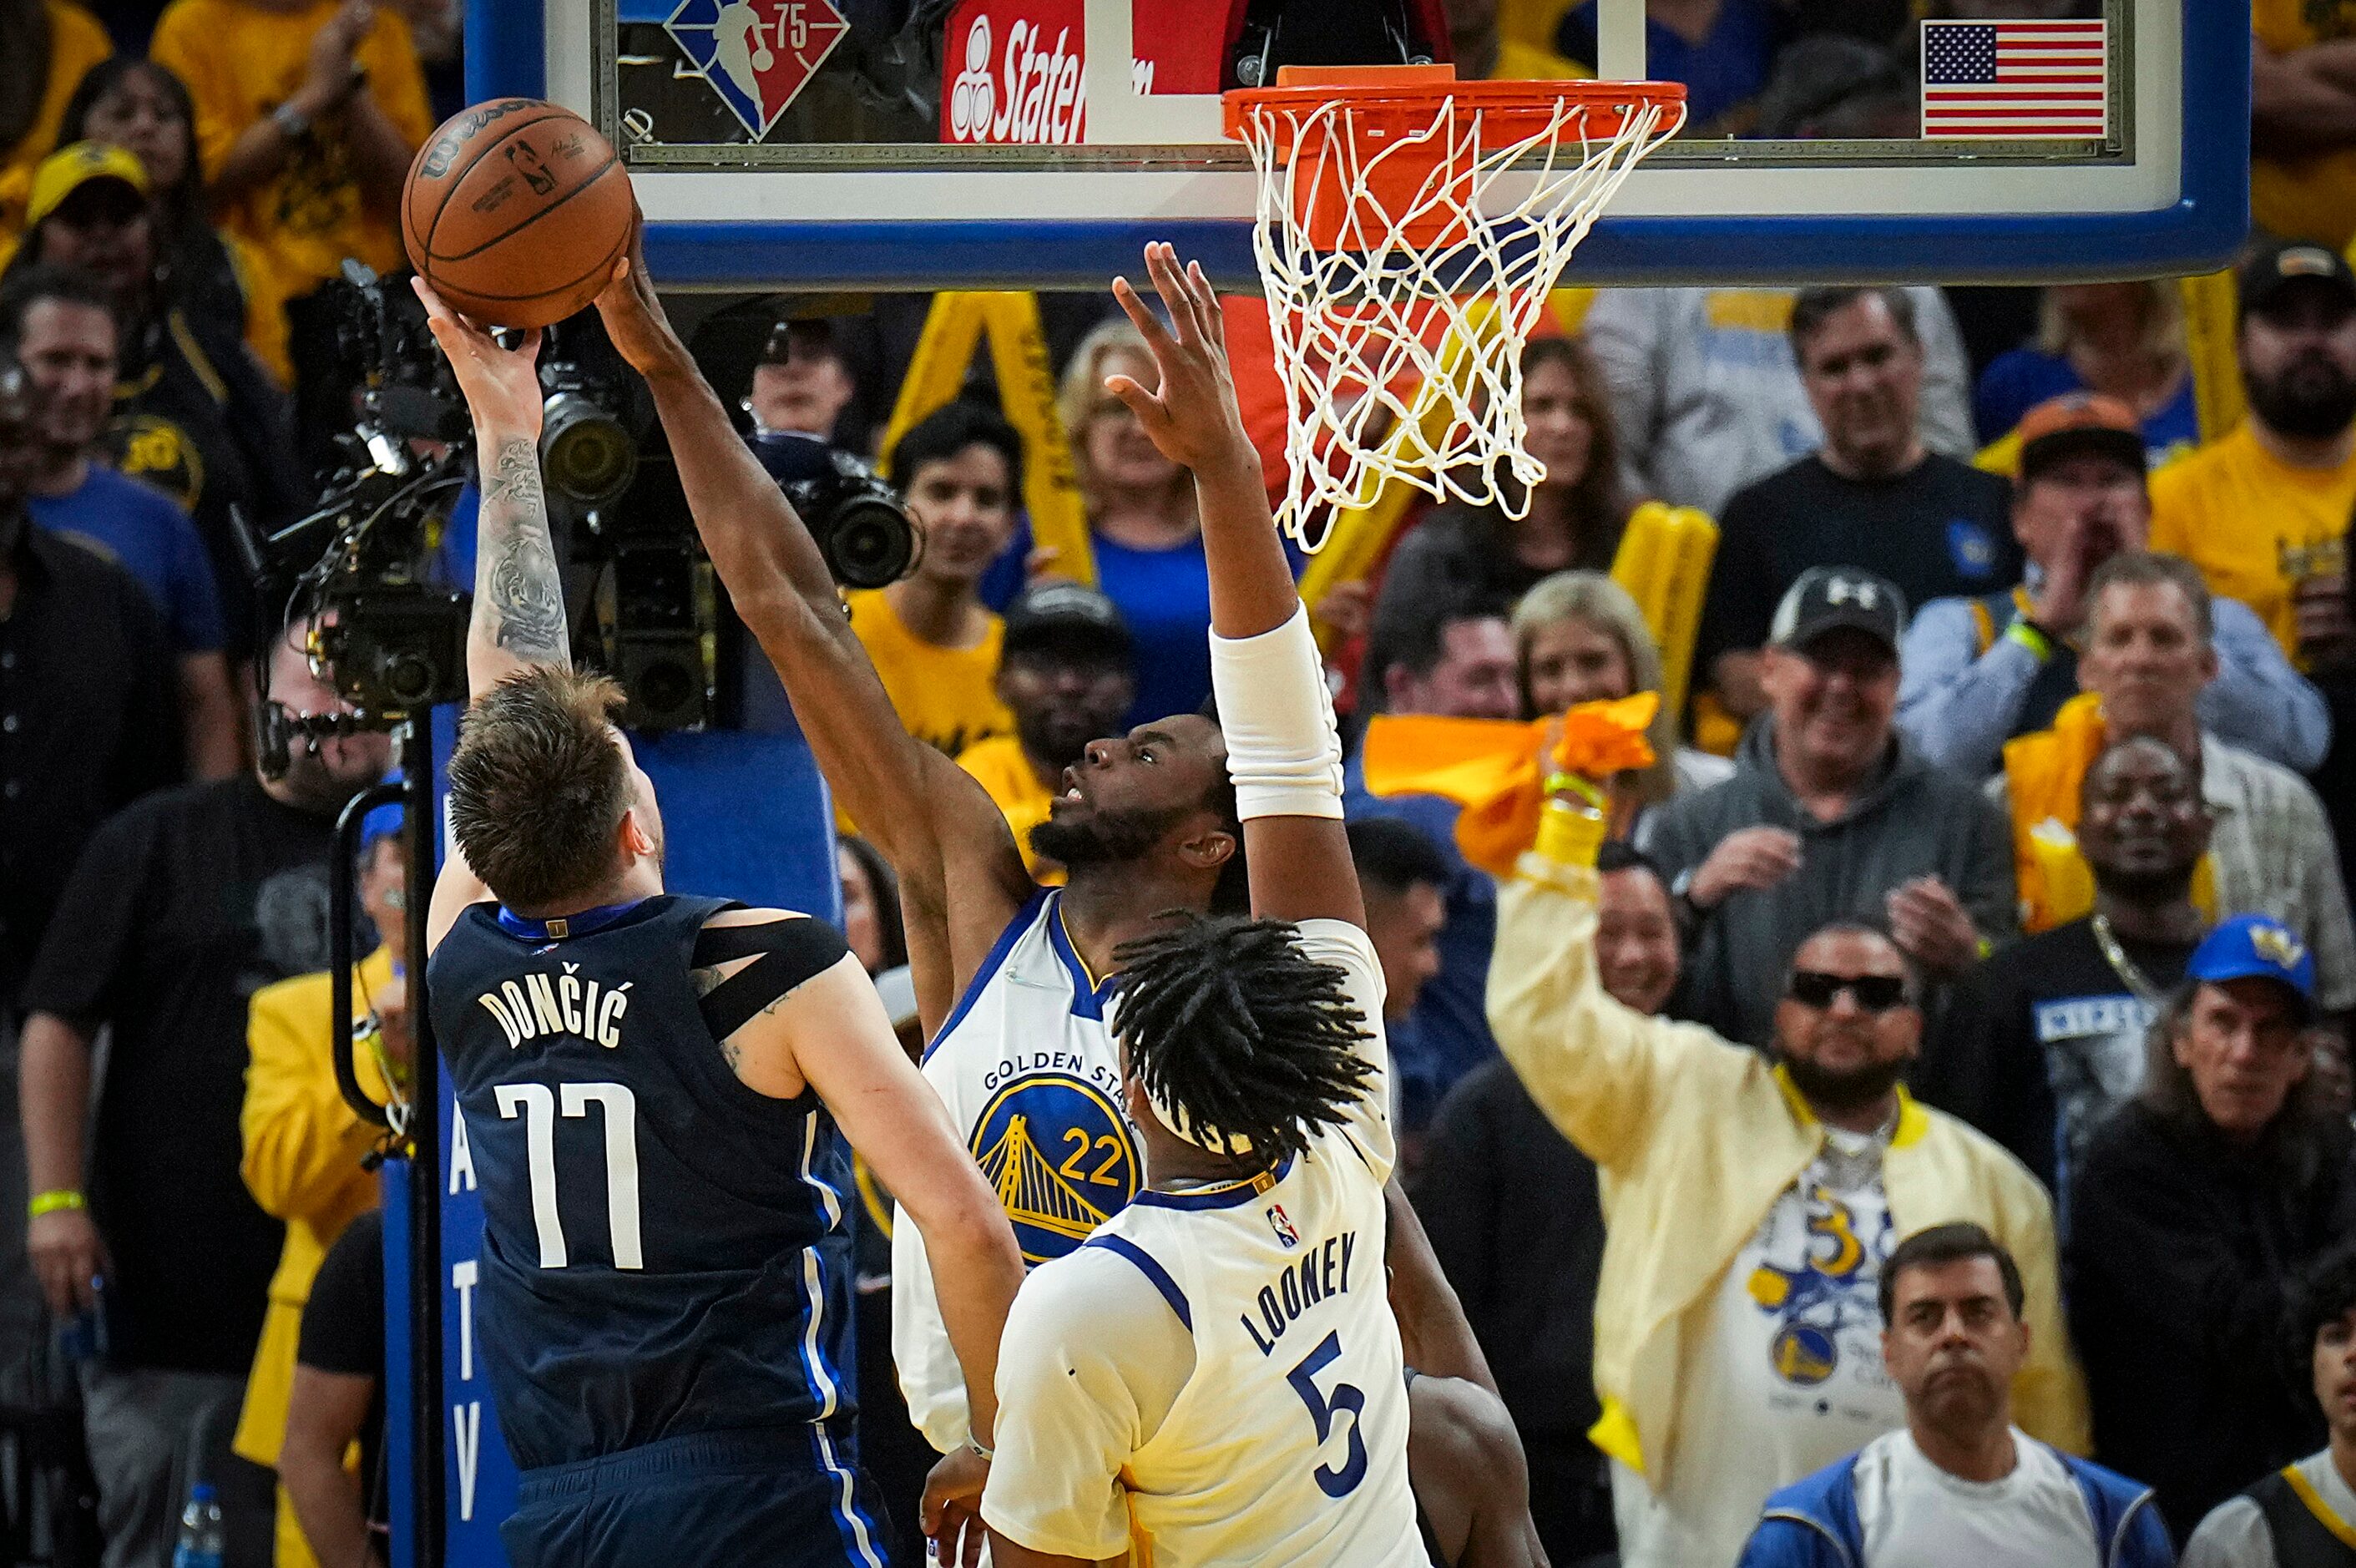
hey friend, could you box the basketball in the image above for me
[402,99,634,331]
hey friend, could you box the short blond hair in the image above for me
[447,667,634,909]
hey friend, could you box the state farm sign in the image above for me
[941,0,1223,144]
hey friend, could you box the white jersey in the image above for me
[980,920,1423,1568]
[892,888,1140,1450]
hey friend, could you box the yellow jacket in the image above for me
[233,945,395,1476]
[2001,691,2217,933]
[1486,845,2090,1484]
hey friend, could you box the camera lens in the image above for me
[827,497,918,589]
[382,649,440,709]
[540,392,637,508]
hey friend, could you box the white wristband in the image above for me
[1209,602,1344,822]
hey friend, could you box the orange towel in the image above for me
[1363,695,1658,876]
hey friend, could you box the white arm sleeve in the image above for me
[980,1247,1194,1560]
[1292,918,1394,1185]
[1210,603,1344,821]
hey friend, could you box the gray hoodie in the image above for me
[1641,718,2018,1048]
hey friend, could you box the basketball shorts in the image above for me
[502,1425,893,1568]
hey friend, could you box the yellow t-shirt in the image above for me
[1491,38,1594,81]
[150,0,433,304]
[957,733,1062,884]
[2253,0,2356,250]
[0,2,114,238]
[2146,421,2356,660]
[846,589,1014,758]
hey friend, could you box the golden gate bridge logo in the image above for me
[970,1076,1138,1263]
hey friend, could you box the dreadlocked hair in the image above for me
[1112,913,1376,1163]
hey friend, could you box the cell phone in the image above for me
[58,1276,109,1363]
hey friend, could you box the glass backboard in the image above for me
[469,0,2247,288]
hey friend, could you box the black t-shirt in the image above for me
[22,776,346,1372]
[1917,918,2194,1199]
[299,1208,385,1537]
[0,519,182,995]
[1697,452,2020,668]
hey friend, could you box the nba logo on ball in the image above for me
[665,0,851,139]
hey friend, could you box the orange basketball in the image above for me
[402,99,635,331]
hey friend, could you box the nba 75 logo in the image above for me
[1266,1204,1299,1248]
[664,0,850,139]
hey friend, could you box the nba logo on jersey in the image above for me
[968,1072,1138,1264]
[1267,1203,1300,1248]
[664,0,850,139]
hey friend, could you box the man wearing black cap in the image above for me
[954,582,1136,882]
[1901,390,2327,776]
[1645,565,2016,1048]
[2151,240,2356,670]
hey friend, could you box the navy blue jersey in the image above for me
[429,894,859,1470]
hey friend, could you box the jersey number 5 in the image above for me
[494,1082,644,1270]
[1285,1331,1368,1498]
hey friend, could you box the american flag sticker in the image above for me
[1921,18,2109,139]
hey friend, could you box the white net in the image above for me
[1233,88,1684,552]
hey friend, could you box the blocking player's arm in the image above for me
[717,913,1025,1445]
[412,280,574,951]
[1106,245,1361,932]
[1383,1181,1497,1393]
[591,242,1033,1027]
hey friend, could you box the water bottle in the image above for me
[169,1482,223,1568]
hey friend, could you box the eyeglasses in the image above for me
[1787,971,1910,1012]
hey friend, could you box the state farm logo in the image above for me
[943,11,1154,144]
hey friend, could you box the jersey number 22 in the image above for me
[495,1081,644,1269]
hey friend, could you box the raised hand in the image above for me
[592,218,689,379]
[1886,874,1981,976]
[413,277,543,438]
[1686,826,1802,910]
[1105,241,1254,474]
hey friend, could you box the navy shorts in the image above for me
[502,1426,893,1568]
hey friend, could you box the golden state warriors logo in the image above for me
[1745,1182,1888,1388]
[971,1075,1139,1264]
[2252,923,2308,970]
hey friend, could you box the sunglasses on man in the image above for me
[1787,970,1910,1013]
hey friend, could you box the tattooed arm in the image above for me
[414,280,571,949]
[412,279,569,693]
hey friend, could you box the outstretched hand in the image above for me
[412,277,543,438]
[1105,241,1254,474]
[592,212,688,378]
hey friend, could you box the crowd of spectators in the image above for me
[3,3,2356,1567]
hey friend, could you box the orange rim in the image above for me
[1222,66,1686,154]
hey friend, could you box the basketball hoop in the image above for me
[1223,67,1686,551]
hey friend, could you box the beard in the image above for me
[1779,1049,1909,1115]
[2247,353,2356,440]
[2091,859,2196,905]
[1029,801,1191,870]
